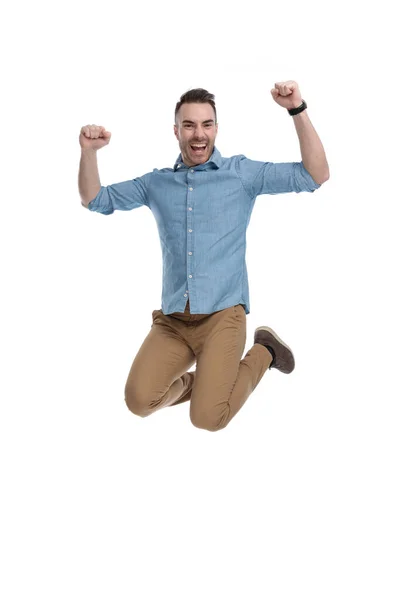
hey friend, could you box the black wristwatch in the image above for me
[288,100,307,116]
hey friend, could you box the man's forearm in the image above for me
[292,110,330,184]
[79,149,101,207]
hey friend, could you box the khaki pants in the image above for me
[124,298,272,431]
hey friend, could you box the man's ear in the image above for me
[173,124,178,140]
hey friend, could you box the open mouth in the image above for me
[190,144,207,154]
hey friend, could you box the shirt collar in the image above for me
[173,146,222,171]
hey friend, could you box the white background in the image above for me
[1,1,399,598]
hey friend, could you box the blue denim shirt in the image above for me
[87,147,321,315]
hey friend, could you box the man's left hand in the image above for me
[271,81,303,110]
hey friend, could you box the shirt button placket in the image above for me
[187,175,194,301]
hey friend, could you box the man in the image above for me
[78,81,329,432]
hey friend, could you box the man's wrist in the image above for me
[288,100,307,116]
[81,148,98,155]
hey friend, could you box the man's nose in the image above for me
[194,125,205,138]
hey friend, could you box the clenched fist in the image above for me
[79,124,112,151]
[270,81,303,110]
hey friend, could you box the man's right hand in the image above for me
[79,124,111,151]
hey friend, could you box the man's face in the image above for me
[174,102,218,167]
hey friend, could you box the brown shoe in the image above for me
[254,326,295,374]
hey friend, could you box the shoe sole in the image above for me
[254,326,294,356]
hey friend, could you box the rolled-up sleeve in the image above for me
[236,155,321,198]
[87,172,152,215]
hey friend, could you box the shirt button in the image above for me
[189,275,193,278]
[184,293,187,297]
[188,229,192,232]
[188,207,192,211]
[188,252,192,255]
[189,187,193,191]
[177,164,181,169]
[191,169,194,173]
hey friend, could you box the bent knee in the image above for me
[190,407,228,432]
[124,388,153,417]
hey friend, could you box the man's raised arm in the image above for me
[78,125,111,208]
[271,81,330,185]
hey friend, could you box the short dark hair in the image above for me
[175,88,217,124]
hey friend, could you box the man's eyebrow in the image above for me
[181,119,215,124]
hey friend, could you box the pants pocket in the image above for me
[152,309,161,323]
[233,304,245,317]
